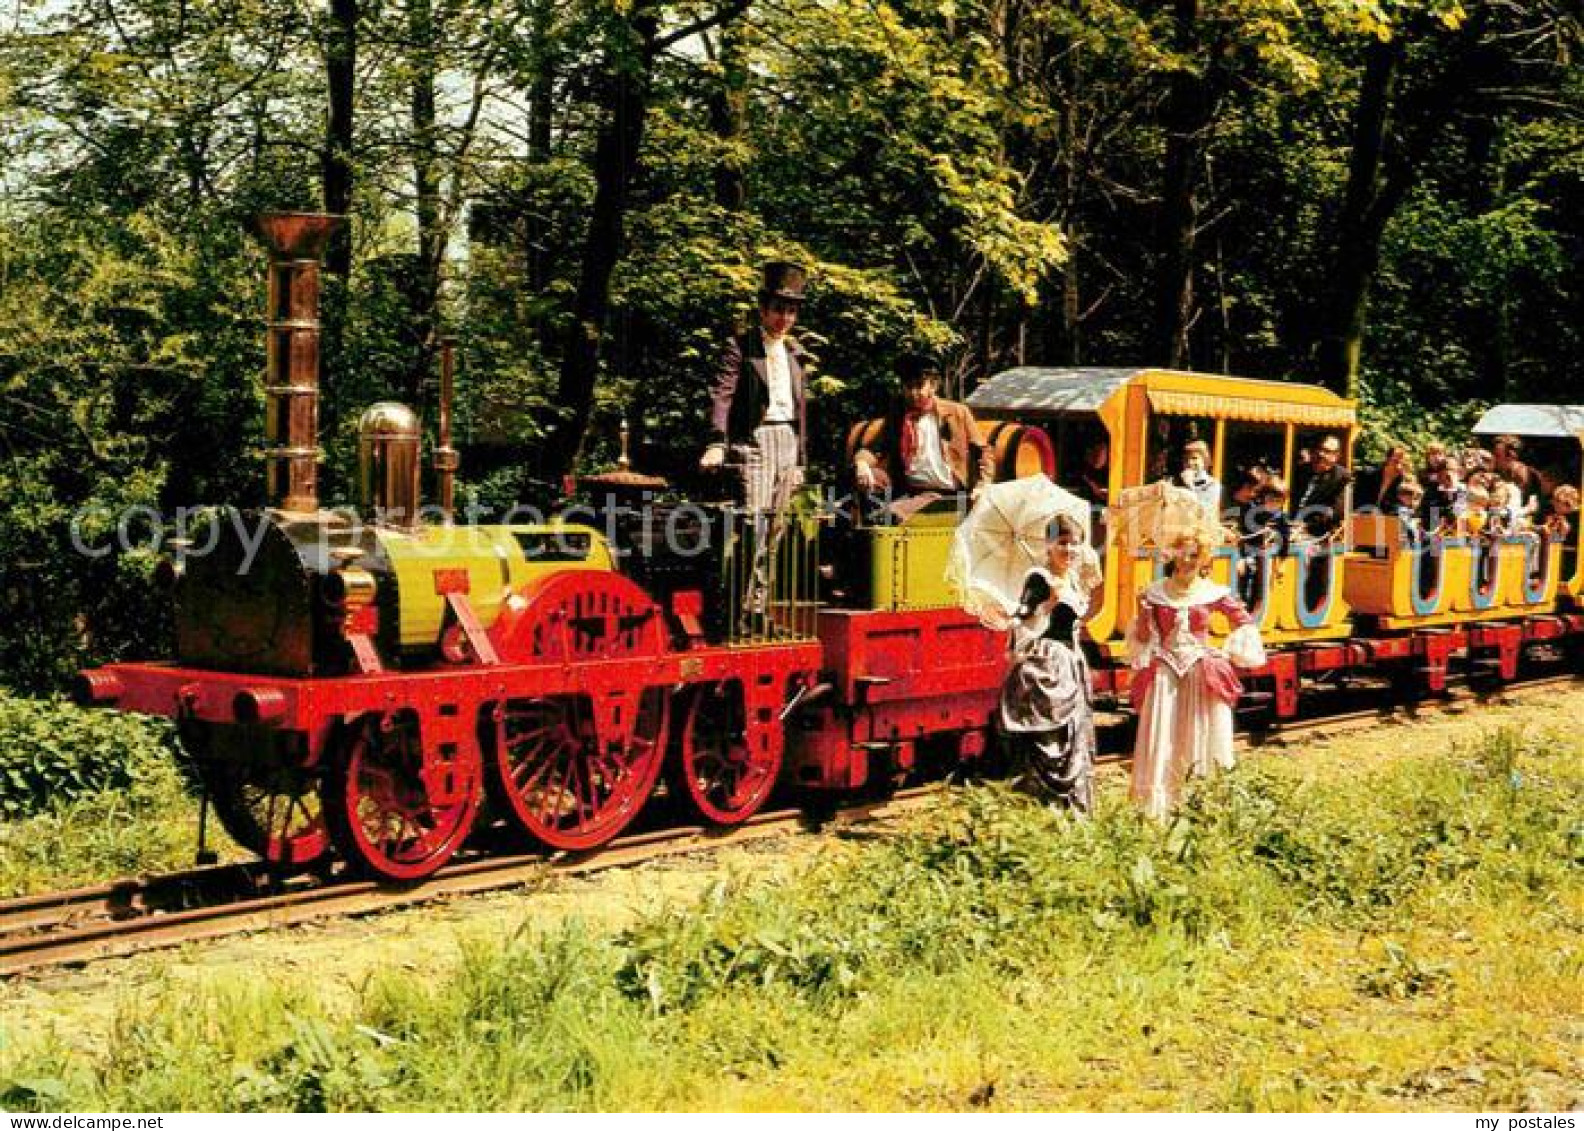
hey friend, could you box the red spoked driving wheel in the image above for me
[183,722,329,869]
[486,689,668,851]
[323,711,481,881]
[486,569,671,850]
[668,681,780,825]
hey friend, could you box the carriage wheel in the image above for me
[183,723,329,868]
[322,711,481,881]
[486,689,668,851]
[669,682,780,825]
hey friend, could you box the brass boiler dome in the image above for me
[359,401,422,528]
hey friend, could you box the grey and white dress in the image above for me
[997,551,1102,812]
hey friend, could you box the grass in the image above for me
[0,692,204,896]
[2,725,1580,1111]
[0,760,203,897]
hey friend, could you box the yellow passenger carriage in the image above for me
[966,367,1359,655]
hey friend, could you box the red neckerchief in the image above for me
[900,396,937,467]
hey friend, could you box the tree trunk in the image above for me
[1149,0,1213,369]
[1316,37,1403,398]
[1060,224,1082,366]
[543,12,659,479]
[322,0,356,280]
[527,0,556,295]
[408,0,443,405]
[709,18,749,212]
[321,0,357,456]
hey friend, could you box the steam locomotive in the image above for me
[74,212,1584,881]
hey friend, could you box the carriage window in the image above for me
[1221,422,1287,502]
[1056,414,1111,506]
[1144,415,1216,485]
[1292,428,1354,515]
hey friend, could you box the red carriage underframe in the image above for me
[79,571,823,882]
[1087,611,1584,718]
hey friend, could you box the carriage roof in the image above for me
[967,367,1355,428]
[1472,404,1584,442]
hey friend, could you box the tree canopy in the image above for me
[0,0,1579,689]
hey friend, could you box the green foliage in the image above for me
[0,693,182,820]
[0,0,1577,690]
[0,694,202,897]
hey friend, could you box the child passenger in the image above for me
[1392,479,1426,549]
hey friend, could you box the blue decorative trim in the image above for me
[1469,537,1502,610]
[1410,536,1444,617]
[1296,543,1340,628]
[1520,534,1550,604]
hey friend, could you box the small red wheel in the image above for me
[183,722,329,868]
[486,689,667,851]
[669,682,780,825]
[322,711,481,881]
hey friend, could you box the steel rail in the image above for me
[0,789,942,975]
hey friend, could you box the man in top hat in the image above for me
[852,353,994,520]
[699,262,812,635]
[700,261,811,514]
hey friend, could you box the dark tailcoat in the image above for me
[709,327,808,461]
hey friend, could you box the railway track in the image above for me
[0,788,943,976]
[3,671,1576,977]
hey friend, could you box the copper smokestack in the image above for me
[253,212,342,513]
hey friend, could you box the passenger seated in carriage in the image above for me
[1391,478,1427,550]
[1542,484,1579,542]
[1232,475,1290,607]
[1072,436,1111,507]
[851,353,995,523]
[1464,479,1493,538]
[1292,434,1351,539]
[1421,456,1466,534]
[1420,441,1450,485]
[1228,464,1269,508]
[1491,434,1541,514]
[1490,467,1534,533]
[1176,439,1221,517]
[1356,443,1410,513]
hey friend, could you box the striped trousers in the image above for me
[732,424,801,618]
[733,423,801,513]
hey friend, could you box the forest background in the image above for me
[0,0,1579,693]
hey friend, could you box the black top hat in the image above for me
[896,352,943,386]
[758,261,809,304]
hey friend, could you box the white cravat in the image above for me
[763,335,795,424]
[906,412,956,491]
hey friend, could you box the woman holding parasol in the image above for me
[1114,483,1267,818]
[947,476,1102,811]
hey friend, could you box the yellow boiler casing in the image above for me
[376,523,615,652]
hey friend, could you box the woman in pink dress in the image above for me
[1127,530,1266,818]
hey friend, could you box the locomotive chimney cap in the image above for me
[254,212,344,259]
[358,402,421,438]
